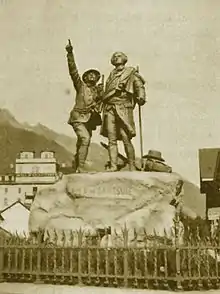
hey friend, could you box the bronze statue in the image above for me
[65,40,103,173]
[100,52,146,171]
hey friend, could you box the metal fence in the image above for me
[0,218,220,291]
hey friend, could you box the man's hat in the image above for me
[143,150,165,162]
[82,69,101,83]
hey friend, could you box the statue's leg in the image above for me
[106,110,118,171]
[73,136,81,171]
[72,122,91,173]
[120,127,136,171]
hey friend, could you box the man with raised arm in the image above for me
[65,40,103,173]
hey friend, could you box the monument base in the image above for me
[29,171,195,245]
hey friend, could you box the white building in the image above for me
[0,151,59,210]
[15,151,57,184]
[0,200,30,235]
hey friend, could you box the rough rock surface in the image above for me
[29,171,195,244]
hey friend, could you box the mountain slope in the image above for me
[0,124,73,174]
[0,108,24,129]
[183,180,205,217]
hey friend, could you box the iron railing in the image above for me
[0,219,220,291]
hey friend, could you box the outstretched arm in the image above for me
[66,40,82,92]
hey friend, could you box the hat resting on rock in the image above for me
[143,150,165,162]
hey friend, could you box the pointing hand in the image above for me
[66,39,73,53]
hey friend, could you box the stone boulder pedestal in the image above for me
[28,171,192,245]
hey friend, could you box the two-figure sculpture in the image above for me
[65,40,161,173]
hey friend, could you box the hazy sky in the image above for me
[0,0,220,184]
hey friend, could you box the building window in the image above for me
[33,187,38,194]
[20,152,34,159]
[4,198,8,206]
[41,151,54,159]
[18,187,21,194]
[32,166,40,173]
[5,187,8,194]
[2,176,5,182]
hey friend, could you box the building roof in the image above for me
[0,200,30,214]
[199,148,220,181]
[0,200,30,235]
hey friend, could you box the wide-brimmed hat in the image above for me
[82,69,101,83]
[143,150,165,162]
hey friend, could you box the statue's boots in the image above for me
[128,161,136,171]
[76,166,87,173]
[108,144,118,172]
[107,166,118,172]
[76,144,90,173]
[124,141,136,171]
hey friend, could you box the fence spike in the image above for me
[29,233,34,245]
[134,227,137,237]
[8,234,14,245]
[53,229,58,245]
[77,227,83,246]
[103,227,107,236]
[196,225,201,244]
[121,222,127,235]
[23,230,27,241]
[15,231,20,245]
[164,228,168,238]
[61,230,66,246]
[114,227,118,237]
[44,229,50,245]
[121,226,128,247]
[69,229,74,246]
[170,226,175,241]
[186,224,191,245]
[38,231,43,245]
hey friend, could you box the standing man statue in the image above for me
[65,40,103,173]
[100,52,146,171]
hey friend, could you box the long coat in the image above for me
[67,52,102,130]
[100,66,146,140]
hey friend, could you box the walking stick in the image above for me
[136,66,144,171]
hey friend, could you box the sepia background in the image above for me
[0,0,219,185]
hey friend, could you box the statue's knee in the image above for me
[81,135,91,146]
[109,139,117,146]
[108,134,117,146]
[123,139,132,148]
